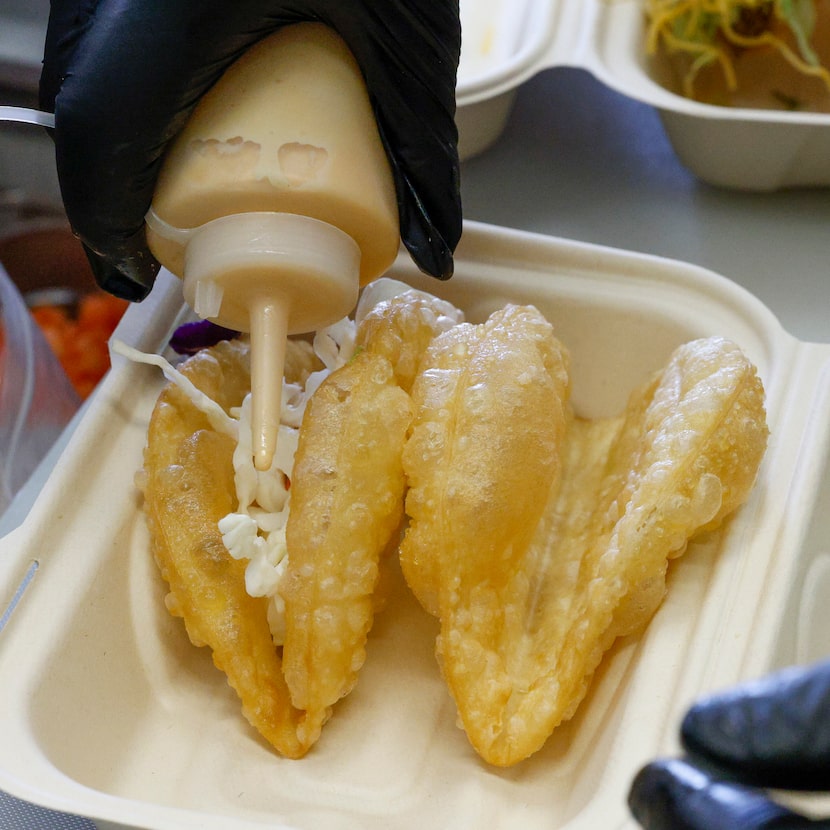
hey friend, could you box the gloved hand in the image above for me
[628,660,830,829]
[40,0,462,301]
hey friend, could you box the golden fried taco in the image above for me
[133,281,463,756]
[402,332,768,765]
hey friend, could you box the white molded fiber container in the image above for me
[1,221,829,828]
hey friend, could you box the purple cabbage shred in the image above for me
[170,320,240,355]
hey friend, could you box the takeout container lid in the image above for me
[1,220,829,829]
[456,0,830,189]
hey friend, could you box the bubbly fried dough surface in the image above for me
[407,334,768,766]
[356,289,464,392]
[280,350,412,745]
[142,339,310,758]
[400,305,571,618]
[279,289,458,744]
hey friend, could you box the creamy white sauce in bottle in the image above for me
[145,23,399,469]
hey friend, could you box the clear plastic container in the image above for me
[0,263,80,515]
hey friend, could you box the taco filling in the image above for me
[645,0,830,110]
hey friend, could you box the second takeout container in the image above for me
[1,221,829,829]
[3,0,826,190]
[456,0,830,189]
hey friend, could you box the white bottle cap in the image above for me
[146,210,361,469]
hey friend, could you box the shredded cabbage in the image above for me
[115,314,358,646]
[118,277,424,646]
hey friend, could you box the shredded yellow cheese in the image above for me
[644,0,830,100]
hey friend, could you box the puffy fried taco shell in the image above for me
[280,350,412,745]
[141,290,461,756]
[142,339,312,758]
[279,288,460,743]
[404,331,768,766]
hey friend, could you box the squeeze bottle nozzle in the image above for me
[144,23,400,470]
[146,210,361,469]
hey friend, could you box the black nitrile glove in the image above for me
[628,660,830,829]
[40,1,462,301]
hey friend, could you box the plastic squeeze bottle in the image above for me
[145,23,399,470]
